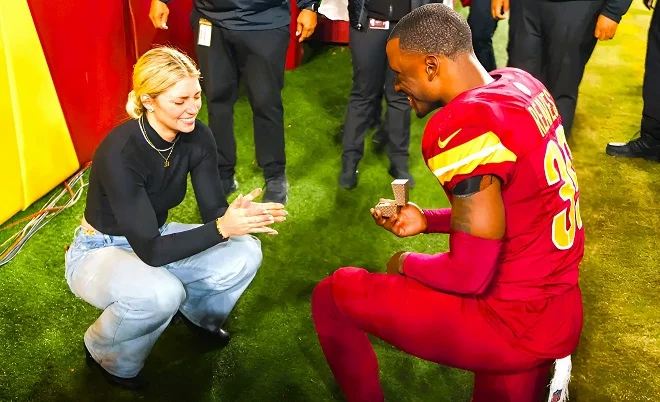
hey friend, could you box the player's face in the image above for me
[386,39,445,118]
[150,76,202,134]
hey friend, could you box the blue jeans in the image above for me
[64,222,262,378]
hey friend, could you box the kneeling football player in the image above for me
[311,4,584,402]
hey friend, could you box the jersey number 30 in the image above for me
[544,125,583,250]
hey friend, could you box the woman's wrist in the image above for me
[215,217,229,239]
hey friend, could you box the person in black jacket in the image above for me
[65,47,286,390]
[606,0,660,161]
[339,0,440,189]
[492,0,633,139]
[150,0,320,204]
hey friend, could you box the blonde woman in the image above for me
[64,47,286,390]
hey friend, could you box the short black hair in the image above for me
[389,4,473,59]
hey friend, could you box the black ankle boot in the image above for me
[174,312,231,348]
[84,343,148,391]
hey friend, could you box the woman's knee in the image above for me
[233,235,263,275]
[208,235,263,282]
[149,273,186,317]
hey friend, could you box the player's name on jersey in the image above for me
[528,89,560,136]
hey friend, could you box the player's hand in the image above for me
[643,0,655,10]
[149,0,169,29]
[386,251,410,275]
[217,191,280,237]
[491,0,509,20]
[296,9,317,42]
[370,200,428,238]
[594,14,619,40]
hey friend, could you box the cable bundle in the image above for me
[0,163,91,267]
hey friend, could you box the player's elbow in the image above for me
[463,262,497,295]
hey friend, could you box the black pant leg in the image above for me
[342,26,390,167]
[231,26,289,180]
[507,0,543,78]
[467,0,499,72]
[383,56,411,171]
[642,5,660,142]
[191,9,240,181]
[541,0,601,139]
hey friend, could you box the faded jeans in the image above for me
[64,222,262,378]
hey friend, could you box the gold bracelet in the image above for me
[215,217,228,239]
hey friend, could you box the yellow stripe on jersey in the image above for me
[426,132,517,185]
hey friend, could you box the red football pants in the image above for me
[311,267,553,402]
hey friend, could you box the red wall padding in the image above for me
[27,0,301,164]
[27,0,136,164]
[129,0,197,63]
[27,0,197,164]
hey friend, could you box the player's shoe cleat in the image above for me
[606,132,660,161]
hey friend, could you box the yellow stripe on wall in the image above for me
[0,0,80,225]
[427,132,517,185]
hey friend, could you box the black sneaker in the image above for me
[339,162,358,189]
[606,132,660,161]
[84,343,148,391]
[221,178,239,197]
[262,176,288,204]
[388,166,415,188]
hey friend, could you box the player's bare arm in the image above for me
[389,174,505,293]
[450,175,505,240]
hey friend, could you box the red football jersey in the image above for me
[421,68,584,356]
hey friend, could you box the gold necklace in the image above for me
[139,115,178,167]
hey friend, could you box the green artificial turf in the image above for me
[1,4,659,401]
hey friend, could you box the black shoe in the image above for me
[174,312,231,348]
[84,343,148,391]
[221,178,239,197]
[606,132,660,161]
[339,162,358,189]
[388,166,415,188]
[262,176,288,204]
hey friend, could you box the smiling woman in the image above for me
[63,46,288,390]
[126,47,203,141]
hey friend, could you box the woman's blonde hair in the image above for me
[126,46,201,119]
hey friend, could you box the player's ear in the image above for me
[424,55,440,81]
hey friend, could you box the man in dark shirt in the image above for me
[606,0,660,161]
[149,0,320,204]
[340,0,439,189]
[493,0,632,139]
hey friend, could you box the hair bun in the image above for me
[126,90,143,119]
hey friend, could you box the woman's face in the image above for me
[148,76,202,134]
